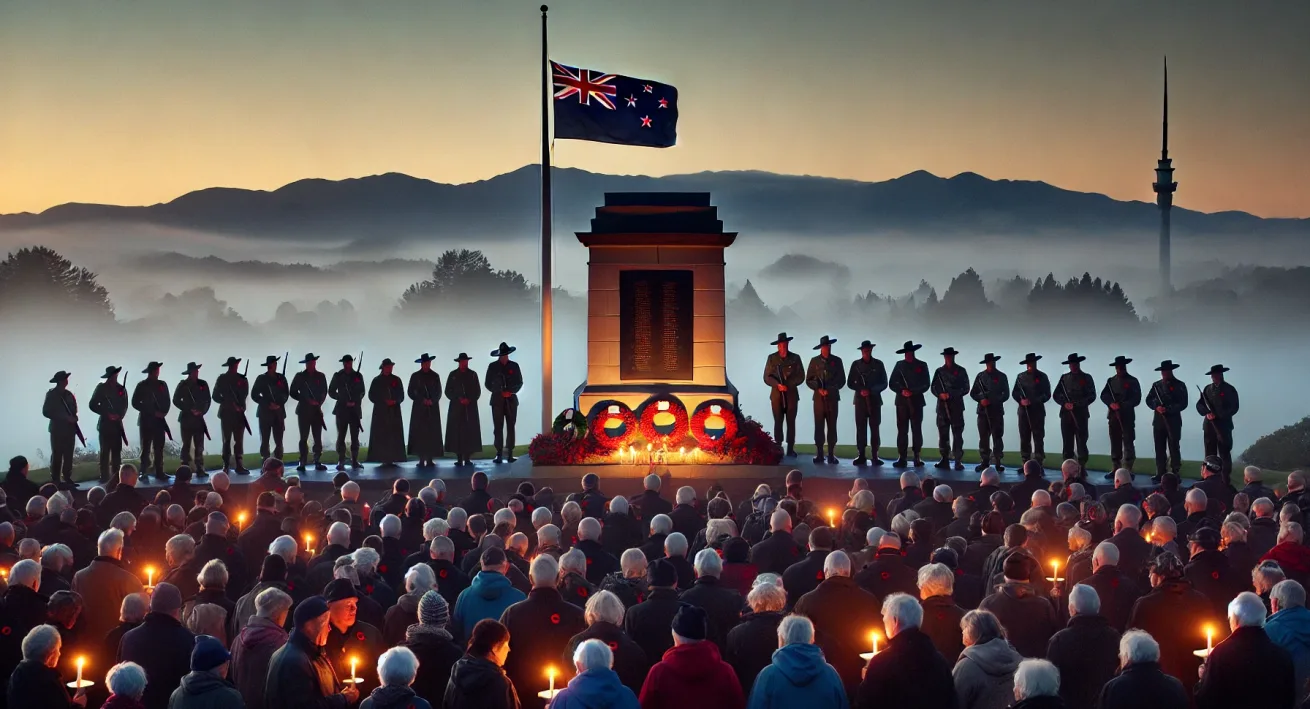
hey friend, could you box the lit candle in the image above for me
[76,656,84,686]
[145,566,155,588]
[827,508,837,529]
[1207,626,1214,652]
[237,512,247,532]
[304,534,315,556]
[549,665,556,694]
[350,656,359,683]
[872,632,879,654]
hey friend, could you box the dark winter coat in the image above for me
[749,531,802,577]
[265,629,348,709]
[193,533,248,601]
[443,368,482,458]
[781,550,829,608]
[73,556,145,645]
[360,686,432,709]
[1106,528,1153,582]
[961,535,1003,576]
[678,576,744,652]
[401,625,462,706]
[1044,614,1120,709]
[793,575,884,696]
[599,573,646,609]
[624,587,682,663]
[383,591,422,646]
[667,555,695,591]
[1096,662,1187,709]
[977,582,1058,658]
[1185,549,1242,618]
[639,533,668,563]
[231,616,288,709]
[1080,564,1143,631]
[425,558,471,609]
[238,510,285,580]
[498,586,587,702]
[1196,625,1295,709]
[566,621,649,696]
[669,504,706,540]
[572,539,619,585]
[725,610,786,694]
[118,612,197,709]
[629,490,673,525]
[919,594,966,662]
[855,627,958,709]
[6,659,74,709]
[166,671,243,709]
[1249,516,1280,559]
[1125,579,1220,700]
[442,654,519,709]
[406,368,444,459]
[566,489,608,521]
[854,548,920,604]
[638,639,744,709]
[720,562,758,598]
[600,512,643,559]
[0,584,51,673]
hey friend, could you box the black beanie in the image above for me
[724,537,750,563]
[672,604,707,641]
[260,554,288,583]
[648,558,677,588]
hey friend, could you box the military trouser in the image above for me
[1153,412,1183,475]
[220,415,246,470]
[491,401,517,453]
[771,394,798,448]
[812,398,838,454]
[1203,421,1234,477]
[260,416,286,461]
[977,407,1005,464]
[936,402,965,462]
[297,411,324,465]
[854,396,881,457]
[895,398,923,458]
[139,422,166,477]
[49,428,75,483]
[336,414,361,463]
[98,423,124,482]
[1060,407,1090,467]
[1108,413,1136,471]
[1016,405,1045,464]
[179,421,206,472]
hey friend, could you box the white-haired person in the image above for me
[547,638,640,709]
[855,593,956,709]
[103,661,147,709]
[1261,521,1310,586]
[1249,496,1280,558]
[1097,629,1187,709]
[725,577,787,692]
[1196,591,1296,709]
[601,495,644,558]
[662,532,695,591]
[794,551,883,697]
[1265,579,1310,705]
[916,562,965,660]
[1045,583,1120,709]
[359,646,432,709]
[748,509,799,576]
[7,624,85,708]
[669,485,705,541]
[640,513,673,562]
[3,559,48,641]
[1009,659,1061,709]
[193,511,250,600]
[231,586,292,709]
[746,614,846,709]
[103,592,150,667]
[952,608,1024,709]
[72,527,144,644]
[600,548,650,609]
[680,548,746,651]
[557,548,598,609]
[382,563,437,645]
[1081,540,1142,632]
[912,484,954,532]
[559,500,583,551]
[565,589,649,695]
[498,549,586,701]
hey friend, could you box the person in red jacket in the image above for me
[1261,522,1310,586]
[638,605,744,709]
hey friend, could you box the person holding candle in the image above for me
[546,639,640,709]
[1124,552,1218,704]
[266,595,360,709]
[6,624,86,708]
[166,635,242,709]
[356,647,433,709]
[793,552,883,698]
[442,619,519,709]
[1195,591,1296,709]
[321,579,383,697]
[855,593,957,709]
[118,583,195,709]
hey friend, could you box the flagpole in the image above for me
[540,4,554,436]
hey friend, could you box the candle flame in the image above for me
[76,656,85,668]
[546,665,557,679]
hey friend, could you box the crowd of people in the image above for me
[2,450,1308,709]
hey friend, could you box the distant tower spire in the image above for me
[1152,56,1177,294]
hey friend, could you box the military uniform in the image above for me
[1052,354,1097,470]
[1145,360,1188,477]
[407,354,444,465]
[931,348,970,469]
[329,355,367,469]
[289,354,329,470]
[42,372,79,486]
[1011,354,1051,465]
[131,362,172,479]
[366,359,406,466]
[172,363,212,473]
[889,341,931,466]
[805,336,845,463]
[445,354,483,465]
[1099,356,1141,473]
[763,333,805,455]
[213,357,251,474]
[970,354,1010,471]
[846,341,888,465]
[1197,365,1240,477]
[89,366,129,483]
[485,343,524,463]
[252,355,289,463]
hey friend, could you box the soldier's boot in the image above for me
[870,456,883,466]
[892,456,908,468]
[974,462,989,473]
[1124,458,1135,475]
[506,449,517,463]
[912,452,925,467]
[826,446,838,465]
[494,452,504,464]
[785,446,797,458]
[854,448,868,466]
[812,454,824,464]
[335,452,346,471]
[314,454,327,472]
[994,458,1005,472]
[351,449,362,469]
[954,460,965,471]
[934,458,951,470]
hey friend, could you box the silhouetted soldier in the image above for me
[1012,353,1050,467]
[1053,353,1096,473]
[1146,360,1187,481]
[289,353,328,472]
[1100,355,1141,478]
[485,342,523,464]
[213,356,251,475]
[173,362,211,475]
[763,332,804,458]
[367,358,406,466]
[42,371,78,488]
[931,347,970,471]
[132,361,171,481]
[252,355,289,465]
[806,335,845,464]
[445,353,482,466]
[89,366,129,484]
[1197,364,1239,477]
[970,353,1010,473]
[847,340,887,467]
[329,354,366,470]
[889,341,930,468]
[408,354,444,467]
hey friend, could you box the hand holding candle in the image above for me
[145,566,155,590]
[1046,559,1063,585]
[346,655,361,684]
[1195,625,1215,657]
[860,631,880,660]
[67,656,91,689]
[304,534,315,556]
[539,665,560,701]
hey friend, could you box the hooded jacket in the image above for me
[401,624,462,704]
[725,610,786,694]
[231,615,289,709]
[951,637,1023,709]
[451,571,526,643]
[550,667,640,709]
[1263,604,1310,704]
[441,654,520,709]
[359,686,432,709]
[166,671,243,709]
[745,642,846,709]
[638,640,744,709]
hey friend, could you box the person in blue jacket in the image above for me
[747,615,847,709]
[548,638,640,709]
[451,547,526,643]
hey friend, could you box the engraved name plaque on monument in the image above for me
[620,270,693,380]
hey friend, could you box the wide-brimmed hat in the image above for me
[1155,360,1180,372]
[261,355,280,367]
[142,361,163,373]
[182,362,202,374]
[813,335,836,350]
[940,347,960,357]
[221,356,241,367]
[339,354,354,363]
[770,332,794,345]
[979,353,1000,364]
[857,340,875,350]
[379,358,396,369]
[1061,353,1086,365]
[49,371,70,384]
[101,366,122,379]
[454,353,472,362]
[415,353,436,364]
[1206,364,1231,375]
[1019,353,1042,365]
[299,353,319,363]
[490,342,516,357]
[1109,356,1132,367]
[895,341,922,354]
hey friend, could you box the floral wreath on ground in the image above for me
[637,395,690,446]
[552,407,589,440]
[587,400,638,450]
[689,399,740,448]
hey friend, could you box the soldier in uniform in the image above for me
[889,341,930,468]
[1052,354,1097,473]
[1145,360,1187,482]
[930,347,970,471]
[366,358,406,467]
[408,354,444,467]
[970,353,1010,473]
[289,353,329,472]
[212,356,251,475]
[42,371,79,488]
[1099,355,1141,478]
[329,354,366,471]
[1197,364,1240,477]
[89,365,129,484]
[763,332,804,458]
[445,353,483,466]
[172,362,211,474]
[805,335,845,464]
[846,340,887,467]
[252,355,289,465]
[485,342,524,464]
[132,361,172,481]
[1011,353,1050,467]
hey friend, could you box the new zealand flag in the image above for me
[552,60,678,148]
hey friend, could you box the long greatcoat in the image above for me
[444,367,483,457]
[407,368,444,458]
[366,373,406,463]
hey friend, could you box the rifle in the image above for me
[230,360,252,435]
[895,366,921,419]
[859,370,873,412]
[148,381,174,442]
[1058,374,1087,446]
[117,370,131,447]
[931,366,947,414]
[774,362,788,417]
[356,351,365,433]
[1102,378,1126,431]
[1149,380,1174,440]
[1196,384,1227,446]
[1016,380,1032,429]
[189,386,212,441]
[60,390,87,448]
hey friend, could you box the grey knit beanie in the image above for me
[418,590,449,628]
